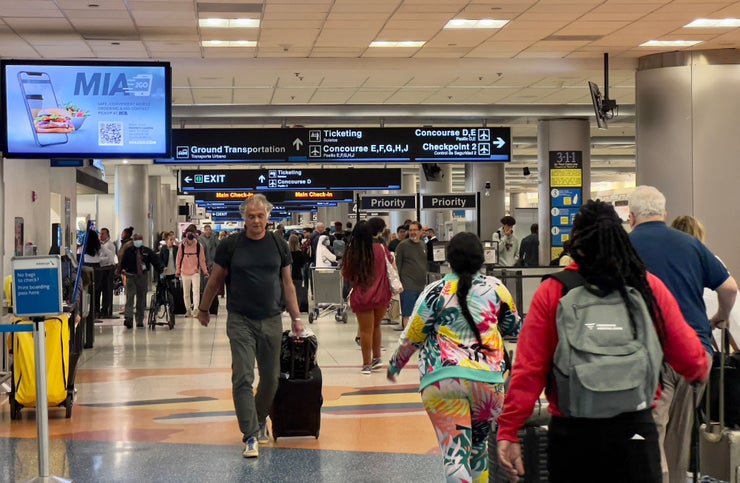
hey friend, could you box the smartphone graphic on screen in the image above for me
[18,71,70,147]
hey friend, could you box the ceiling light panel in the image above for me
[199,18,260,28]
[685,18,740,28]
[444,19,509,29]
[201,40,257,47]
[639,39,703,47]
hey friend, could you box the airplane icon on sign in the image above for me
[309,145,321,157]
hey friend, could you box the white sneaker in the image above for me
[243,436,258,458]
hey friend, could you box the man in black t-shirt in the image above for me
[198,194,304,459]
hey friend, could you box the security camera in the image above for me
[484,181,491,190]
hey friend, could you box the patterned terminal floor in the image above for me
[1,303,446,482]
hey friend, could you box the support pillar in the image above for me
[390,172,418,228]
[115,164,150,245]
[419,164,452,237]
[465,163,505,240]
[148,175,161,247]
[537,119,591,265]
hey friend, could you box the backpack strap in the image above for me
[542,269,585,295]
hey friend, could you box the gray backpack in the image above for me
[547,270,663,419]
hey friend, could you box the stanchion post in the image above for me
[32,316,50,477]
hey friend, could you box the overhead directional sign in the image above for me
[421,193,477,210]
[360,195,417,211]
[179,168,401,193]
[158,127,511,164]
[191,189,354,203]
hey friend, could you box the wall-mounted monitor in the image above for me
[1,60,171,158]
[588,81,608,130]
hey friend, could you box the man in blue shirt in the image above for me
[629,185,737,482]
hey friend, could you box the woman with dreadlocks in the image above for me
[496,200,708,483]
[387,232,521,482]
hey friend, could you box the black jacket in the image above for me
[120,245,163,275]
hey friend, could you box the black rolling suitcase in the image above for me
[489,425,549,482]
[269,331,322,440]
[293,279,309,313]
[172,278,187,315]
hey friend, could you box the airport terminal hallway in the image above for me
[0,305,445,482]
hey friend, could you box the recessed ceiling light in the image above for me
[199,18,260,29]
[369,41,425,48]
[685,18,740,28]
[201,40,257,47]
[640,40,702,47]
[444,19,509,29]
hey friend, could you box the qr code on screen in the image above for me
[98,122,123,146]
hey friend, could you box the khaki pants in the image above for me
[652,352,711,483]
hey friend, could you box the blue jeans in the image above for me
[400,289,422,317]
[226,311,283,440]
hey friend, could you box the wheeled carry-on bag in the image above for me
[700,322,740,482]
[489,399,550,483]
[269,330,322,441]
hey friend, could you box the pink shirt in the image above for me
[175,240,208,276]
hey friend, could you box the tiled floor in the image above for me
[1,298,446,482]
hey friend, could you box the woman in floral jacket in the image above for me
[387,232,521,483]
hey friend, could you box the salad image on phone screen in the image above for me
[18,71,70,147]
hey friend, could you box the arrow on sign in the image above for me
[494,137,506,149]
[293,138,303,150]
[258,175,266,183]
[184,176,192,183]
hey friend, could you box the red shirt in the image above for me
[346,242,392,313]
[496,263,709,443]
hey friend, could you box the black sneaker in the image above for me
[136,322,144,328]
[124,319,133,329]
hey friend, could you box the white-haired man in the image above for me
[628,185,737,482]
[198,194,304,459]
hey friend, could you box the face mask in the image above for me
[133,240,143,248]
[187,233,195,240]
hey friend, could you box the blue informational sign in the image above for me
[550,188,582,208]
[2,60,171,158]
[12,256,63,317]
[550,226,572,248]
[550,207,578,227]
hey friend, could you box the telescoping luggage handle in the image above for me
[703,321,729,442]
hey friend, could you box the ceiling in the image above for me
[3,0,740,192]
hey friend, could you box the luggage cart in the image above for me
[308,267,347,324]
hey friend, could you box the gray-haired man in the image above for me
[198,194,304,459]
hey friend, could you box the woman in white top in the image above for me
[315,234,337,268]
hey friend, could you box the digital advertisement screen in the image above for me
[1,60,171,158]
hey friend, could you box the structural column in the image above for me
[148,175,161,247]
[419,164,452,237]
[465,163,505,240]
[390,171,418,228]
[115,164,150,246]
[537,119,591,265]
[636,49,740,276]
[159,183,173,235]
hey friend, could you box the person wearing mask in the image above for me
[496,200,709,483]
[388,225,408,252]
[197,194,304,458]
[119,233,163,329]
[388,232,521,482]
[315,234,337,268]
[176,224,209,317]
[518,223,539,267]
[97,227,117,318]
[493,216,519,267]
[393,221,427,332]
[342,217,394,374]
[628,186,737,482]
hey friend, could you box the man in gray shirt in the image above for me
[394,221,427,331]
[198,224,219,272]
